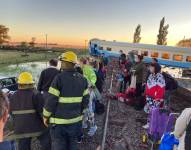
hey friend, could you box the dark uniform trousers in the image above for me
[18,129,51,150]
[50,122,82,150]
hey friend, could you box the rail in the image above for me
[101,72,114,150]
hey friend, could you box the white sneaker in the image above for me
[142,123,149,129]
[88,125,97,136]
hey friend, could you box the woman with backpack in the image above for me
[174,108,191,150]
[143,63,166,129]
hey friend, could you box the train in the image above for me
[89,39,191,68]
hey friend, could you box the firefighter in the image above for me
[10,72,50,150]
[79,57,98,136]
[43,51,89,150]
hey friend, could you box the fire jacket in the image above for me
[43,69,89,125]
[10,89,45,139]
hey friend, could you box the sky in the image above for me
[1,0,191,46]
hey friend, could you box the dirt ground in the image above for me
[78,58,191,150]
[6,58,191,150]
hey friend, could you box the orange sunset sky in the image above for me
[1,0,191,47]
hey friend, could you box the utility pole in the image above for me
[45,34,48,61]
[85,40,87,50]
[45,34,48,49]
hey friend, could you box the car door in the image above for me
[1,78,18,91]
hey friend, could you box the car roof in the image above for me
[0,76,16,80]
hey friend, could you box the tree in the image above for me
[177,38,191,48]
[157,17,169,45]
[20,41,29,56]
[29,37,36,48]
[133,24,141,43]
[20,41,28,48]
[0,25,10,45]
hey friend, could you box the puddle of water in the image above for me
[0,62,49,84]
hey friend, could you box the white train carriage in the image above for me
[89,39,191,68]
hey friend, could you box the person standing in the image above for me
[132,55,147,96]
[0,91,16,150]
[79,57,98,136]
[143,63,166,129]
[43,51,89,150]
[10,72,49,150]
[37,59,59,150]
[37,59,59,95]
[174,108,191,150]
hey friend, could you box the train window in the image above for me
[99,47,103,50]
[173,54,183,61]
[141,51,148,56]
[186,56,191,62]
[106,47,112,51]
[151,52,159,58]
[162,53,170,59]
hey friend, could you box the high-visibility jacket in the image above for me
[82,65,97,86]
[10,89,45,139]
[43,69,89,125]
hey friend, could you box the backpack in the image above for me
[159,133,179,150]
[162,72,178,91]
[148,108,169,141]
[185,119,191,150]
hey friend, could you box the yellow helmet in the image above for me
[59,51,77,64]
[18,72,34,84]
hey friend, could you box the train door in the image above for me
[90,42,98,55]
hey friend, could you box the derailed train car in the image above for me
[89,39,191,68]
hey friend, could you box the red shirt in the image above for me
[145,73,165,100]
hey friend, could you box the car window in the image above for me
[0,78,14,87]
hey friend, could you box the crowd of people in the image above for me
[0,51,106,150]
[117,50,191,150]
[0,50,190,150]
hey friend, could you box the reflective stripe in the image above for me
[5,132,42,140]
[59,97,82,103]
[83,89,89,96]
[12,109,36,115]
[49,116,82,124]
[43,108,52,117]
[48,87,60,97]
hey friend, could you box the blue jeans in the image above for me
[0,141,16,150]
[50,122,82,150]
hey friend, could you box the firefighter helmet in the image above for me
[18,72,34,84]
[59,51,77,64]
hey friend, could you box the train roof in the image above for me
[90,39,191,54]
